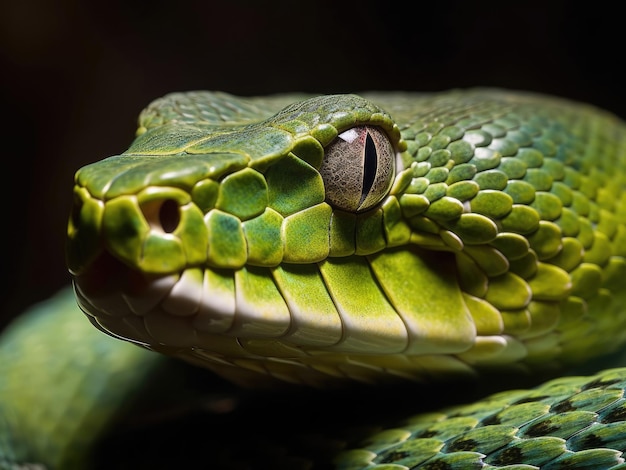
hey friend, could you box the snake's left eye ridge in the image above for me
[320,125,396,212]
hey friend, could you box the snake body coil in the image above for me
[2,89,626,468]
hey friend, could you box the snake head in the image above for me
[67,93,407,274]
[66,90,626,387]
[65,92,434,386]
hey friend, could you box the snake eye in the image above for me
[320,126,396,212]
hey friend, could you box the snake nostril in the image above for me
[158,199,180,233]
[142,198,181,233]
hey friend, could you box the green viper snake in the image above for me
[2,89,626,469]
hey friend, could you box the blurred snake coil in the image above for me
[2,89,626,469]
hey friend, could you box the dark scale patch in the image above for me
[491,446,524,465]
[481,414,501,426]
[524,418,560,437]
[577,433,606,450]
[602,404,626,423]
[448,438,479,452]
[380,450,411,463]
[581,378,622,391]
[417,430,441,438]
[423,461,454,470]
[512,395,549,405]
[551,399,575,413]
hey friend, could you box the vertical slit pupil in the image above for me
[359,131,378,206]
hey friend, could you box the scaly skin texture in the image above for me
[0,288,164,469]
[2,89,626,469]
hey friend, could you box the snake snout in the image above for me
[95,187,208,275]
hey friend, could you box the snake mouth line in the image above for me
[73,246,497,379]
[72,245,473,349]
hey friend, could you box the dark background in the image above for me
[1,0,624,329]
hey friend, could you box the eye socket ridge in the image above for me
[319,125,396,213]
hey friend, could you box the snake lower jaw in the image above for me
[70,247,528,388]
